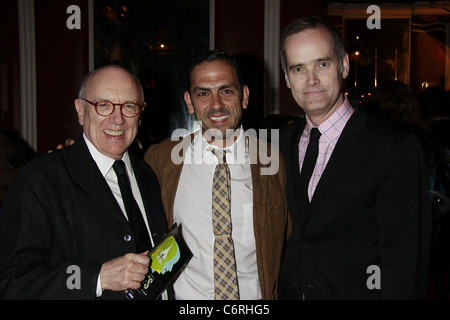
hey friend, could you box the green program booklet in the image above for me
[123,223,192,300]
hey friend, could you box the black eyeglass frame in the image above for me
[82,98,145,118]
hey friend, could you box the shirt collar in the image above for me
[190,126,248,168]
[305,96,354,142]
[83,133,132,178]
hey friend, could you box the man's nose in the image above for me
[306,70,319,86]
[210,92,224,109]
[110,105,126,124]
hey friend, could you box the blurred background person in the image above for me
[365,80,450,299]
[0,129,37,215]
[418,86,450,151]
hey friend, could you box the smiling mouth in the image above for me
[209,115,229,121]
[104,129,125,136]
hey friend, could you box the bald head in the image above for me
[78,65,144,103]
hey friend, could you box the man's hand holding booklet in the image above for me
[123,223,192,300]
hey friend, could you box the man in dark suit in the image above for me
[278,17,431,299]
[0,65,168,299]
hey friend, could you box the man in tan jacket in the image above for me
[145,50,287,300]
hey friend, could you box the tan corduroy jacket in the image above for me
[144,132,288,299]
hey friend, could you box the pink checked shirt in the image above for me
[299,97,355,201]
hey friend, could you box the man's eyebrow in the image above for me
[289,57,335,69]
[192,86,211,92]
[289,63,305,70]
[317,56,334,62]
[192,83,239,92]
[219,84,238,90]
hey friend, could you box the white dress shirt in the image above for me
[172,128,261,300]
[83,134,156,297]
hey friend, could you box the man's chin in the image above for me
[99,142,129,160]
[202,127,241,148]
[203,126,237,137]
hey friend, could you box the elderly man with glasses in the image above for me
[0,65,168,300]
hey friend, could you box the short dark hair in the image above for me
[187,50,244,92]
[280,16,346,73]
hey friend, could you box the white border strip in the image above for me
[209,0,215,50]
[446,23,450,90]
[88,0,94,71]
[264,0,280,115]
[17,0,37,150]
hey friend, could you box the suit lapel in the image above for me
[64,137,129,227]
[249,136,269,242]
[162,154,183,227]
[250,161,265,242]
[308,108,366,217]
[162,136,193,227]
[131,155,153,228]
[286,119,307,226]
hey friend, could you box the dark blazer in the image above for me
[278,107,431,299]
[0,137,168,299]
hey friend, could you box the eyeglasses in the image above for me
[82,98,145,118]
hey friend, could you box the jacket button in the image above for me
[300,241,309,248]
[124,234,132,242]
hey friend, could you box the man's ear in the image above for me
[342,53,350,79]
[138,103,146,126]
[184,91,194,115]
[74,99,85,126]
[284,72,291,89]
[242,85,249,110]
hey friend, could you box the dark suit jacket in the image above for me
[0,137,168,299]
[144,132,288,299]
[278,107,431,299]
